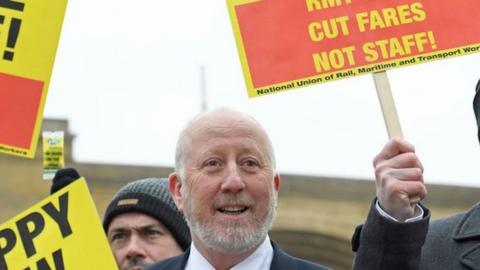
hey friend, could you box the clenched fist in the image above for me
[374,138,427,221]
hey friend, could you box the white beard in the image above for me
[182,187,277,254]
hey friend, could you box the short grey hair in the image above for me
[174,108,276,183]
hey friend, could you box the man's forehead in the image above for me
[108,212,165,230]
[188,111,266,140]
[193,123,260,139]
[179,108,275,165]
[185,125,268,157]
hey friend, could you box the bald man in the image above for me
[147,108,330,270]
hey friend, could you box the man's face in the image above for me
[107,212,182,270]
[173,114,280,254]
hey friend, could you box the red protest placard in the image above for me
[227,0,480,97]
[0,73,43,155]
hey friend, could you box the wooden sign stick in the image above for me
[373,71,403,138]
[373,71,421,205]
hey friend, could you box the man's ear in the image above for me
[274,174,280,192]
[169,172,184,211]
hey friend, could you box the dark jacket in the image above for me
[145,240,330,270]
[420,202,480,269]
[351,199,430,270]
[352,200,480,269]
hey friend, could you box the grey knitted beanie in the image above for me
[103,178,191,250]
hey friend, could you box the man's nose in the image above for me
[221,163,245,193]
[125,235,146,259]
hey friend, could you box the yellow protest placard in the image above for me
[0,0,67,158]
[0,178,117,269]
[42,131,65,180]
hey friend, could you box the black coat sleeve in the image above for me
[352,199,430,270]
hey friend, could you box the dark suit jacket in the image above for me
[145,240,330,270]
[352,200,480,269]
[351,199,430,270]
[420,202,480,269]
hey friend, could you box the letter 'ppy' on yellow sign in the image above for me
[0,178,117,270]
[0,0,67,158]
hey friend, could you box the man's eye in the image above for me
[111,232,127,242]
[243,159,259,167]
[205,159,221,167]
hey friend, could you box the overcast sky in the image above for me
[43,0,480,187]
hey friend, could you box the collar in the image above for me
[460,245,480,270]
[453,202,480,240]
[451,203,480,269]
[184,236,273,270]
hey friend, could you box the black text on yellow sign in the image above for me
[43,131,65,180]
[0,179,117,270]
[0,193,71,270]
[0,0,25,61]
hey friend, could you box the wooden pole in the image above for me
[373,71,403,138]
[373,71,420,205]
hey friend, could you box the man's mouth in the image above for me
[122,258,148,270]
[218,206,249,214]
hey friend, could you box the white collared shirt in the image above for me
[375,199,424,222]
[184,236,274,270]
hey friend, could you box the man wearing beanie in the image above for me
[352,79,480,269]
[104,178,191,270]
